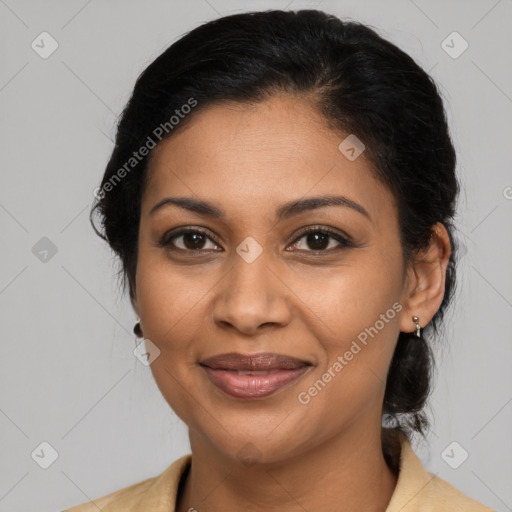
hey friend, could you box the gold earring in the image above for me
[412,316,421,337]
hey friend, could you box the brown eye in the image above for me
[158,226,352,255]
[288,227,352,252]
[159,229,221,252]
[178,232,210,250]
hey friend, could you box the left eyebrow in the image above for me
[275,195,372,224]
[149,194,372,224]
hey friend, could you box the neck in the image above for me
[176,426,399,512]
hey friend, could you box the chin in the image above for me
[197,421,306,466]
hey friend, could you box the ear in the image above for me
[399,222,452,334]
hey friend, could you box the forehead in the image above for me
[142,95,396,226]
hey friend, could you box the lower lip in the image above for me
[201,366,310,399]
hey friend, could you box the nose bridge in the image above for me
[227,242,275,304]
[213,241,289,332]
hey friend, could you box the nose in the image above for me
[212,252,292,336]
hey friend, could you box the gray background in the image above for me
[0,0,511,510]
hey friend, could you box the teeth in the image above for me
[235,369,281,375]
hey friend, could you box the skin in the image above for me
[131,94,451,512]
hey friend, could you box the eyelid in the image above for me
[290,225,353,247]
[158,224,353,252]
[158,226,222,249]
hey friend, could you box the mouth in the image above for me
[199,352,312,399]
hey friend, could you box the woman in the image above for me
[65,9,494,511]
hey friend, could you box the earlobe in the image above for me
[399,222,452,334]
[133,319,143,338]
[128,277,144,338]
[131,294,144,338]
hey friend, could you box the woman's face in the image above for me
[133,94,417,463]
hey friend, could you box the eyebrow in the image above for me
[149,195,372,223]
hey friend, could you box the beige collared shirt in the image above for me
[64,435,495,511]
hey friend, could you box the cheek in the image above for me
[135,247,208,340]
[299,259,403,397]
[134,255,205,425]
[297,305,400,436]
[301,260,402,339]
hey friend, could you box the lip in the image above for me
[200,352,310,371]
[199,352,312,399]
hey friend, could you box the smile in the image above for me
[199,351,313,399]
[201,366,310,399]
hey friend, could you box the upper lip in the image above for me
[199,352,311,371]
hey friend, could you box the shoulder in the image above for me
[62,454,192,512]
[419,472,496,511]
[63,475,155,512]
[386,434,495,512]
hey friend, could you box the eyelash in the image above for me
[157,225,353,254]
